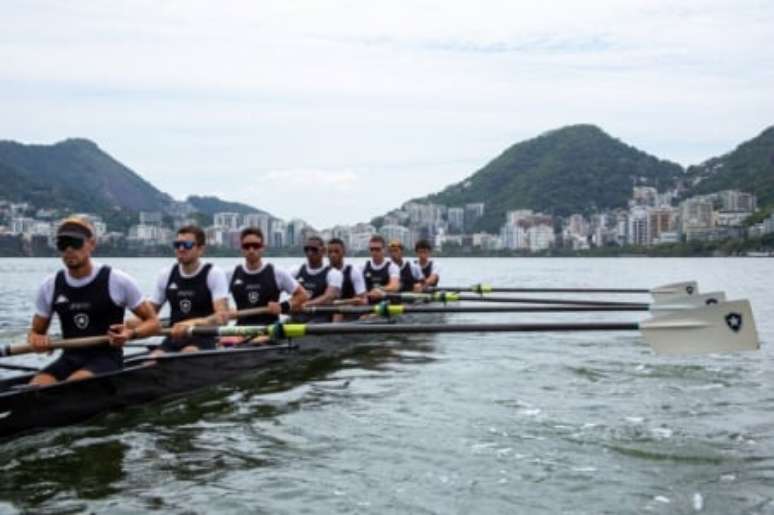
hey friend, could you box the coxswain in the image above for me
[290,236,343,322]
[414,239,440,288]
[388,239,425,292]
[227,227,308,341]
[27,217,160,385]
[143,225,230,354]
[363,235,400,303]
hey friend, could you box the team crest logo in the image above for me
[180,299,192,314]
[725,312,742,332]
[686,285,695,295]
[248,291,260,304]
[73,313,90,330]
[705,298,718,305]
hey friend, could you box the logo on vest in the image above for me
[180,299,192,314]
[169,282,179,290]
[234,279,244,285]
[248,291,260,304]
[73,313,90,330]
[55,294,69,304]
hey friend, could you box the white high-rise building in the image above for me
[213,212,241,230]
[447,207,465,233]
[243,213,271,237]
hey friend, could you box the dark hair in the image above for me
[327,237,346,249]
[369,234,385,246]
[415,239,432,251]
[177,225,206,246]
[240,226,264,242]
[305,235,325,247]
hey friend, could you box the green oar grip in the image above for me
[432,292,460,303]
[267,323,307,339]
[373,302,405,317]
[471,283,493,294]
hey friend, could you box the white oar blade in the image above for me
[641,299,759,354]
[649,291,727,317]
[651,281,699,303]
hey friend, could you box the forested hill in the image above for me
[685,125,774,209]
[415,125,684,232]
[186,195,270,216]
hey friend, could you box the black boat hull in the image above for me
[0,335,361,440]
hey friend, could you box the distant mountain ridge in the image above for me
[0,138,274,227]
[415,125,685,232]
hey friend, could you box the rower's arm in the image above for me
[289,286,310,311]
[128,301,161,338]
[424,273,440,288]
[304,286,340,307]
[384,276,400,292]
[125,301,162,329]
[27,315,52,352]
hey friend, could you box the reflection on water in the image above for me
[0,257,773,513]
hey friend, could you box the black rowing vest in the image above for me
[396,261,418,292]
[418,260,433,278]
[166,263,214,324]
[363,260,391,291]
[294,264,330,300]
[229,263,280,325]
[52,266,124,358]
[340,264,355,299]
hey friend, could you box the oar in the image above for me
[187,300,759,355]
[428,281,699,300]
[389,292,649,307]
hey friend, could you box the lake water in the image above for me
[0,257,772,514]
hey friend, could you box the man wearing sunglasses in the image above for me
[145,225,230,353]
[363,235,400,303]
[27,217,160,385]
[388,240,425,292]
[229,227,308,327]
[290,236,342,322]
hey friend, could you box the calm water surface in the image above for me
[0,257,772,514]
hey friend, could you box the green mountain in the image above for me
[186,195,270,217]
[685,126,774,209]
[0,138,275,229]
[0,138,173,213]
[416,125,684,232]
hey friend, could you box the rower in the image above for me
[145,225,230,354]
[228,227,308,331]
[327,238,367,322]
[26,217,160,385]
[290,236,343,322]
[388,239,424,292]
[363,235,400,303]
[414,239,440,288]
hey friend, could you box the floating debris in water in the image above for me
[693,492,704,511]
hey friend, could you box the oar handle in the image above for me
[1,328,175,358]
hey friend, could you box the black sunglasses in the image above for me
[56,236,86,252]
[173,240,196,250]
[242,242,263,250]
[303,246,321,253]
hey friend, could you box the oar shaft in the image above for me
[189,321,641,338]
[307,305,648,315]
[393,292,648,307]
[1,329,175,357]
[433,287,650,294]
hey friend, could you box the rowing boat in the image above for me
[0,332,380,441]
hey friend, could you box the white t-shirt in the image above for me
[150,262,229,307]
[35,263,144,319]
[289,263,343,290]
[227,262,300,295]
[365,259,400,279]
[341,262,367,295]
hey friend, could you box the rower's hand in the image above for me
[107,324,132,347]
[211,311,230,325]
[171,321,193,340]
[27,332,51,353]
[367,289,385,301]
[267,302,282,316]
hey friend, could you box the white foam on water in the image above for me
[625,417,645,424]
[693,492,704,511]
[651,427,673,439]
[720,474,736,482]
[654,496,671,504]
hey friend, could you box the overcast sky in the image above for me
[2,1,773,228]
